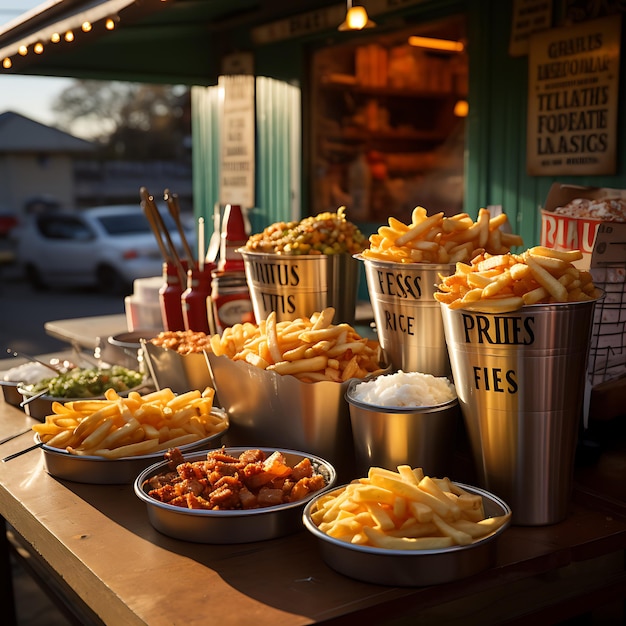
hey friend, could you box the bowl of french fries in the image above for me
[303,465,512,586]
[32,386,229,484]
[204,307,388,480]
[358,206,524,376]
[134,446,337,543]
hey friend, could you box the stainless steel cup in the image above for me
[358,256,453,376]
[440,298,600,525]
[346,378,461,478]
[240,250,360,324]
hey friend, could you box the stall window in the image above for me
[310,14,467,223]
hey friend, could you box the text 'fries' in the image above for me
[310,466,511,549]
[32,386,227,458]
[208,307,386,383]
[361,206,524,265]
[434,246,602,313]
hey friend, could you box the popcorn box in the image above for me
[540,183,626,270]
[540,184,626,419]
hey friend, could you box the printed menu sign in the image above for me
[526,15,621,176]
[219,75,255,208]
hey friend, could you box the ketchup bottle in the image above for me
[218,204,247,272]
[181,262,217,334]
[159,261,186,331]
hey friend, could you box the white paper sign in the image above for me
[219,75,255,208]
[509,0,552,57]
[527,15,621,176]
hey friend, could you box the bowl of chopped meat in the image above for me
[134,446,337,543]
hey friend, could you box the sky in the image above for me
[0,1,77,131]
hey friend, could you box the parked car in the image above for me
[14,205,197,294]
[0,211,18,237]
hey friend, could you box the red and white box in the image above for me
[540,184,626,420]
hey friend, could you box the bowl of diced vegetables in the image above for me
[18,365,150,420]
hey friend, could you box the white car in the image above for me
[14,205,196,294]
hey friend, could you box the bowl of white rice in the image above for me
[345,371,460,477]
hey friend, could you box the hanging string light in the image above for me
[0,9,133,72]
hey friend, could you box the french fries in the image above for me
[208,307,385,383]
[362,207,523,265]
[434,246,602,313]
[310,465,511,549]
[32,386,227,458]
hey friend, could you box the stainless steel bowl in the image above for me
[98,330,160,370]
[18,380,153,421]
[134,446,337,544]
[0,380,23,406]
[303,482,511,586]
[142,340,214,395]
[345,378,461,478]
[38,407,228,484]
[205,352,389,481]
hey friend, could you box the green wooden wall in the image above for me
[193,0,626,251]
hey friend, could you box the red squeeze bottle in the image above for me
[159,261,186,331]
[218,204,247,272]
[181,262,216,334]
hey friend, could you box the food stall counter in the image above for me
[1,391,626,625]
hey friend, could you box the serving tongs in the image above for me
[6,348,64,374]
[164,188,196,268]
[140,187,187,286]
[2,441,43,462]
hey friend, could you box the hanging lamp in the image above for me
[338,1,376,31]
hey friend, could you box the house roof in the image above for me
[0,0,341,86]
[0,111,94,152]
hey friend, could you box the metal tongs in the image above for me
[6,348,63,374]
[140,186,187,286]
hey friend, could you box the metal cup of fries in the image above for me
[358,256,454,376]
[440,297,600,525]
[436,245,603,525]
[239,250,360,324]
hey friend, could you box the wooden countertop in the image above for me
[1,396,626,625]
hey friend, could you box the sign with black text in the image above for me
[219,75,255,208]
[527,15,621,176]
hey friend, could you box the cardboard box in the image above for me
[540,183,626,421]
[540,183,626,270]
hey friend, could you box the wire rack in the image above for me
[588,263,626,386]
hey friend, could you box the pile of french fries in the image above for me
[434,246,601,313]
[310,465,511,549]
[362,206,524,265]
[208,307,385,382]
[32,386,227,458]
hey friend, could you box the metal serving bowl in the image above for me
[18,380,153,421]
[303,482,511,587]
[37,407,228,484]
[141,340,214,395]
[134,446,337,544]
[205,352,389,482]
[0,380,23,406]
